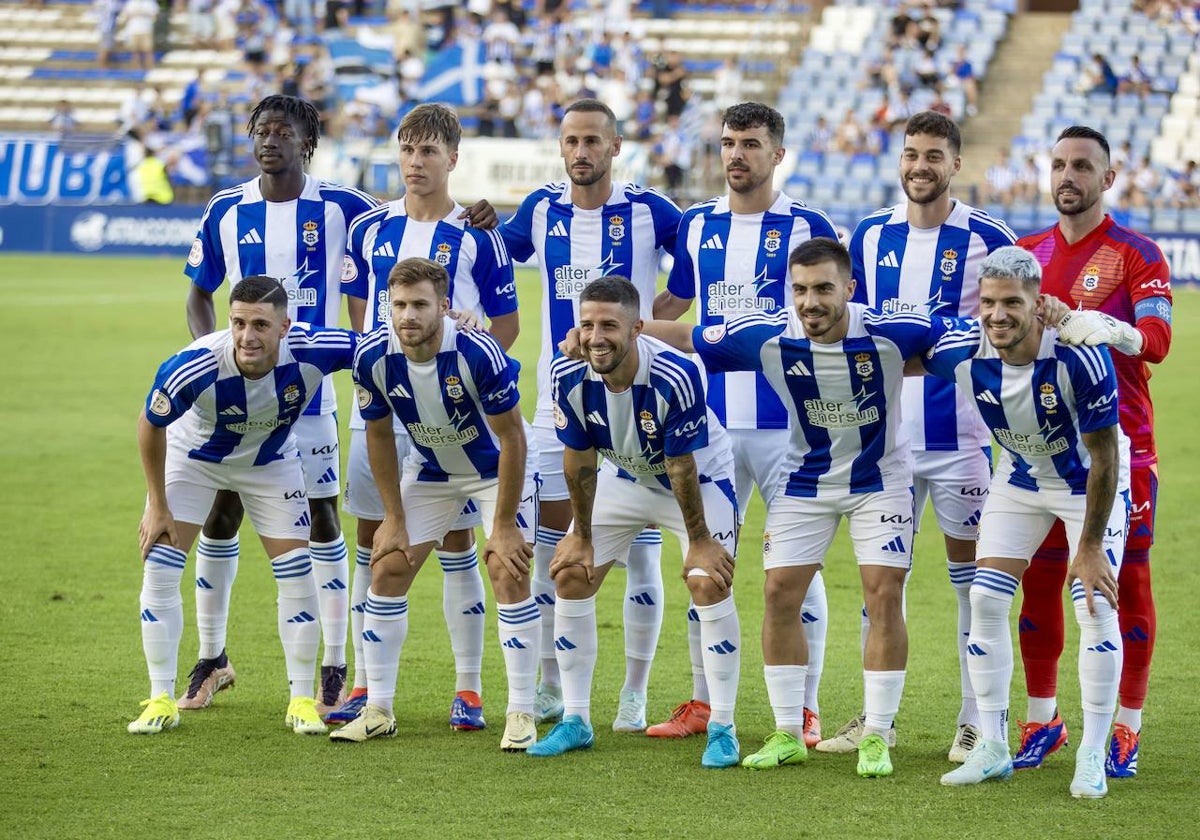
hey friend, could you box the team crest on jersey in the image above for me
[302,220,319,249]
[187,239,204,267]
[341,254,357,284]
[356,386,372,409]
[435,242,452,266]
[639,410,657,436]
[854,352,874,378]
[149,389,171,417]
[553,404,568,429]
[283,384,301,404]
[1039,383,1058,411]
[1082,265,1101,291]
[608,215,626,241]
[762,532,772,558]
[445,375,464,400]
[763,229,783,253]
[940,248,959,279]
[702,324,727,343]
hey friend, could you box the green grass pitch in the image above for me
[0,255,1197,838]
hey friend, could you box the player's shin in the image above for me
[362,591,408,717]
[272,549,320,699]
[498,598,540,713]
[310,536,349,667]
[968,569,1020,743]
[533,526,566,687]
[802,571,827,713]
[1072,581,1123,751]
[623,530,664,695]
[694,594,740,727]
[350,545,372,691]
[142,545,187,697]
[554,595,598,724]
[195,535,238,660]
[439,546,486,695]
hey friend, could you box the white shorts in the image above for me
[163,451,310,540]
[293,413,341,500]
[976,480,1130,570]
[912,448,991,541]
[729,427,790,520]
[400,469,539,547]
[586,472,738,569]
[762,488,916,571]
[531,421,569,502]
[343,429,483,530]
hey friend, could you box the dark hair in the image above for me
[579,275,640,315]
[904,111,961,155]
[722,102,785,147]
[387,257,450,300]
[397,103,462,150]
[246,95,321,164]
[231,275,289,310]
[562,98,618,132]
[788,237,852,278]
[1057,125,1111,163]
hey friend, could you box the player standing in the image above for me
[181,95,378,716]
[1012,127,1171,779]
[500,99,683,732]
[129,277,357,735]
[651,102,838,745]
[833,111,1016,761]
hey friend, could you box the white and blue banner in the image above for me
[0,204,199,255]
[417,39,485,107]
[0,135,132,204]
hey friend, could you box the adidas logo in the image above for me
[502,637,527,650]
[516,512,528,529]
[800,610,820,624]
[372,241,396,258]
[362,629,382,642]
[1087,639,1119,653]
[547,220,568,237]
[706,639,737,654]
[1123,626,1150,642]
[1018,617,1036,633]
[976,390,1000,405]
[1134,524,1152,537]
[352,602,366,614]
[287,611,317,624]
[686,607,699,622]
[700,233,724,250]
[585,410,607,427]
[961,510,981,527]
[966,643,987,656]
[534,593,555,606]
[388,383,412,399]
[239,228,263,245]
[321,579,347,591]
[140,608,158,622]
[628,592,656,606]
[462,601,486,615]
[294,511,311,528]
[316,467,337,485]
[220,405,245,416]
[196,577,214,590]
[786,360,812,377]
[554,635,576,651]
[877,250,899,268]
[881,536,907,553]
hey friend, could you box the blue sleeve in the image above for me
[343,217,371,301]
[144,348,218,427]
[650,195,683,253]
[499,195,537,262]
[290,327,358,374]
[463,332,522,415]
[471,228,519,317]
[351,342,392,422]
[690,315,781,374]
[921,320,980,382]
[870,310,951,359]
[1068,345,1120,433]
[849,224,870,304]
[662,363,709,458]
[806,209,840,242]
[665,218,696,299]
[551,362,593,451]
[184,203,227,292]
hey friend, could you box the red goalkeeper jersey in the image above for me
[1019,215,1172,467]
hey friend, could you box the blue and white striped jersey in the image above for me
[693,303,946,498]
[849,200,1016,451]
[344,200,517,432]
[184,174,377,415]
[550,335,732,492]
[352,317,522,482]
[923,322,1122,495]
[500,181,681,420]
[666,192,839,431]
[144,325,358,467]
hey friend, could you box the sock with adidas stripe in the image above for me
[498,598,540,714]
[272,549,320,699]
[949,559,981,728]
[311,536,349,668]
[141,544,187,698]
[1073,580,1122,751]
[533,526,565,689]
[349,544,372,690]
[440,547,486,695]
[363,590,408,717]
[622,529,663,696]
[696,595,740,727]
[969,567,1019,743]
[686,601,710,704]
[195,535,238,660]
[555,595,598,725]
[802,571,827,714]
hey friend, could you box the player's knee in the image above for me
[489,570,529,604]
[762,571,805,614]
[371,553,414,597]
[307,497,341,542]
[686,575,727,607]
[555,566,593,599]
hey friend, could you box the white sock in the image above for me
[363,590,408,717]
[533,526,565,688]
[272,549,320,699]
[687,601,709,704]
[764,664,807,736]
[863,670,906,735]
[1026,696,1058,724]
[310,536,349,667]
[195,535,238,660]
[554,595,597,724]
[696,595,740,727]
[859,603,870,660]
[142,545,186,697]
[1115,706,1143,732]
[1072,580,1123,751]
[439,547,485,695]
[349,545,372,690]
[948,559,980,727]
[622,529,663,695]
[801,571,826,712]
[968,568,1019,743]
[498,598,540,714]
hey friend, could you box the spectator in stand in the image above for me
[632,86,656,141]
[50,99,78,135]
[119,83,153,134]
[1129,155,1161,207]
[120,0,160,72]
[915,48,942,88]
[985,147,1019,204]
[833,108,866,155]
[190,0,217,49]
[654,113,692,197]
[806,115,834,154]
[283,0,319,39]
[1160,160,1200,207]
[599,67,636,129]
[654,51,689,118]
[483,5,521,61]
[388,2,425,64]
[888,3,914,47]
[95,0,122,69]
[864,113,890,156]
[216,0,240,50]
[928,85,954,118]
[1118,55,1153,96]
[713,57,744,111]
[863,47,900,93]
[916,6,942,52]
[1076,53,1119,95]
[948,44,978,116]
[1015,152,1041,203]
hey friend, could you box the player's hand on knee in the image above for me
[371,516,411,565]
[683,537,734,591]
[550,533,594,583]
[484,524,533,581]
[1068,545,1119,615]
[557,327,585,361]
[139,505,178,559]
